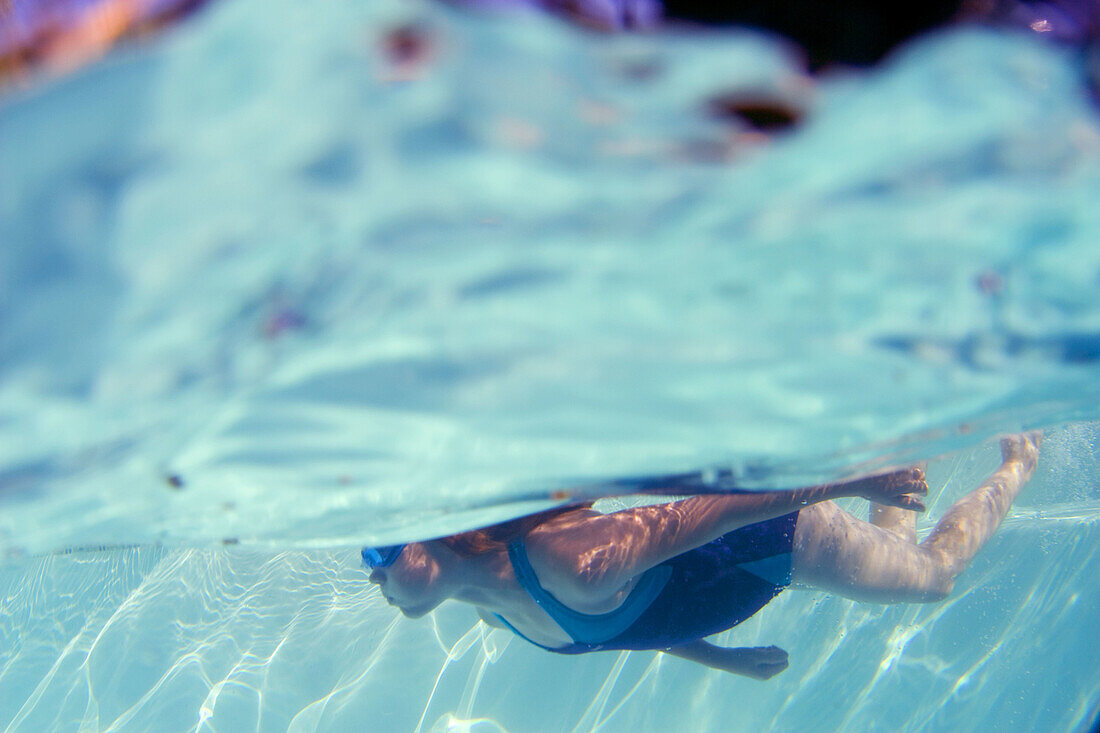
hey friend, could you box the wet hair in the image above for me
[438,503,595,558]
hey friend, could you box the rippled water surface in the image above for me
[1,0,1098,730]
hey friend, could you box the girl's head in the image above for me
[365,502,593,615]
[366,541,447,618]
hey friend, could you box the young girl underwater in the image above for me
[364,433,1040,680]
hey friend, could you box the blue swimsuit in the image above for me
[495,511,799,654]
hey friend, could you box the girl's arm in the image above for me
[527,468,927,603]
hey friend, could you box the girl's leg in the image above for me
[791,434,1040,604]
[868,502,917,544]
[867,465,921,541]
[791,501,950,603]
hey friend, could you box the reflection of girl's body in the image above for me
[366,434,1040,680]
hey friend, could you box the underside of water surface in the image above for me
[1,0,1099,730]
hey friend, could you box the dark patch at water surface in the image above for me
[875,330,1100,368]
[704,92,803,133]
[300,142,361,186]
[662,0,964,69]
[458,267,566,299]
[0,459,57,500]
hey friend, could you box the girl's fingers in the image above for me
[898,494,926,512]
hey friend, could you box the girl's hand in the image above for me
[850,466,929,512]
[728,645,790,681]
[665,641,789,679]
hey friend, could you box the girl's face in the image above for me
[368,542,444,618]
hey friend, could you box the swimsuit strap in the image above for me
[505,540,672,646]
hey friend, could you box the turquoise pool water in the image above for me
[1,1,1098,730]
